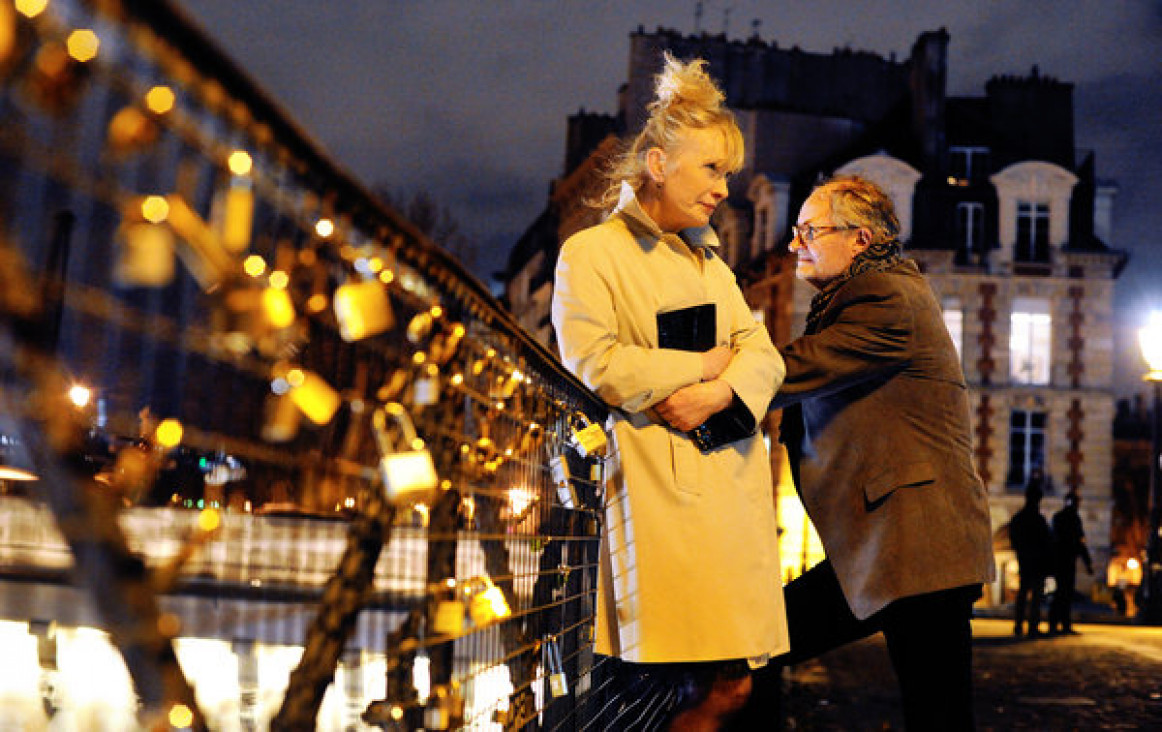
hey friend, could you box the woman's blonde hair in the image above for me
[595,52,743,210]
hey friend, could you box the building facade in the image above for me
[502,26,1126,603]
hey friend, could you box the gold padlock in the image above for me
[570,412,607,458]
[467,576,511,626]
[334,279,395,342]
[115,221,175,287]
[544,637,568,698]
[372,402,439,506]
[276,364,341,426]
[219,179,254,254]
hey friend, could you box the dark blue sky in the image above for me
[177,0,1162,396]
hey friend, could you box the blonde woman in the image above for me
[552,53,787,730]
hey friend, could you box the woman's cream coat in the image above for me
[552,187,789,663]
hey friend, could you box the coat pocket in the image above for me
[864,460,936,506]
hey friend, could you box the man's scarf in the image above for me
[804,237,903,334]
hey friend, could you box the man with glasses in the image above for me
[733,176,996,730]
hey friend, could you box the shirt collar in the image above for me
[613,181,720,252]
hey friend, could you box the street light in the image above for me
[1138,311,1162,624]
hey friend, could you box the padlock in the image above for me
[372,402,439,506]
[467,576,511,626]
[570,412,607,458]
[544,637,568,698]
[334,279,394,342]
[412,364,439,407]
[220,178,254,254]
[550,452,578,510]
[164,194,236,292]
[115,221,175,287]
[432,598,466,636]
[276,364,341,426]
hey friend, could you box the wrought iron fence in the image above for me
[0,0,612,728]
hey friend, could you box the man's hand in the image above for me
[655,379,733,432]
[702,346,733,382]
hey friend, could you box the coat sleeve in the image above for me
[771,273,913,408]
[715,264,784,421]
[552,231,703,413]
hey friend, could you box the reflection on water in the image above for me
[0,497,533,729]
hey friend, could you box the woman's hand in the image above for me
[701,345,733,382]
[655,379,733,432]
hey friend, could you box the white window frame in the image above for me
[956,202,984,261]
[942,297,963,362]
[1008,409,1047,488]
[1015,201,1050,263]
[1010,297,1052,385]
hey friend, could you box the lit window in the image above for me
[956,202,984,263]
[1015,202,1050,263]
[1010,298,1051,385]
[942,298,963,361]
[1007,409,1046,488]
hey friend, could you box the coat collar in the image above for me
[613,181,720,253]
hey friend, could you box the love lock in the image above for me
[569,412,607,458]
[543,637,569,698]
[372,402,439,506]
[334,278,394,342]
[549,447,578,509]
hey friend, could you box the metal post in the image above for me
[1144,380,1162,624]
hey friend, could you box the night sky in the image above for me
[176,0,1162,397]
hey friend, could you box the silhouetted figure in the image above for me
[1009,480,1053,637]
[1049,492,1094,635]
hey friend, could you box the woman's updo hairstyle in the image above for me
[596,51,743,210]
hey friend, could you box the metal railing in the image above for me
[0,0,612,728]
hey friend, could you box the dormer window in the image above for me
[1015,202,1050,263]
[949,146,989,185]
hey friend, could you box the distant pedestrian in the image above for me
[1009,480,1052,637]
[1049,492,1094,635]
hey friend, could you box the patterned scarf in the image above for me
[804,238,903,334]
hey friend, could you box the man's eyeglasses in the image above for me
[791,224,857,243]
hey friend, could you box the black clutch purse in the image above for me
[656,304,756,451]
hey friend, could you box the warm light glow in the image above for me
[168,703,194,728]
[508,487,536,518]
[227,150,253,176]
[430,305,444,319]
[286,369,305,388]
[66,29,99,62]
[154,418,183,448]
[141,195,170,224]
[451,373,464,386]
[68,384,91,408]
[306,292,328,313]
[0,466,37,481]
[378,269,395,284]
[268,270,290,289]
[144,85,175,114]
[242,255,267,277]
[1128,558,1141,571]
[198,508,221,532]
[262,287,296,328]
[315,218,334,238]
[1139,311,1162,380]
[16,0,49,19]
